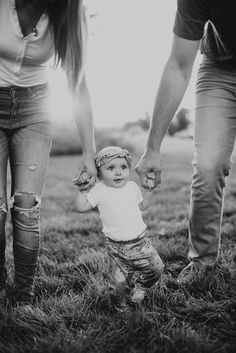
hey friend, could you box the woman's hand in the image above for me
[73,152,97,191]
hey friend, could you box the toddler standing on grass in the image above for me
[75,146,164,311]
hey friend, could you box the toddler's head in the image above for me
[95,146,132,188]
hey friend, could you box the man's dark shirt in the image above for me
[173,0,236,64]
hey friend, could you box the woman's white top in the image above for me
[87,181,147,242]
[0,0,54,87]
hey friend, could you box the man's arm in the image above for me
[135,35,200,189]
[147,35,199,151]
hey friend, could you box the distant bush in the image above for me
[50,108,191,156]
[51,124,83,155]
[95,128,135,153]
[168,108,190,136]
[123,111,151,131]
[51,124,135,156]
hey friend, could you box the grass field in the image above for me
[1,137,236,353]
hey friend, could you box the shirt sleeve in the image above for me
[86,185,99,208]
[173,0,208,40]
[132,182,143,204]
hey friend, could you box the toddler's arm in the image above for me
[139,189,152,211]
[76,189,94,213]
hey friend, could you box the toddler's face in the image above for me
[99,157,130,188]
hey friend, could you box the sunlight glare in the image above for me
[48,67,74,125]
[48,1,199,128]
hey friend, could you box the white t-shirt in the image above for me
[0,0,87,87]
[87,181,146,241]
[0,0,54,87]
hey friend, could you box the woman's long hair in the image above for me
[47,0,85,89]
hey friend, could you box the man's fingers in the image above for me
[147,172,156,180]
[142,170,161,190]
[138,171,149,188]
[154,170,161,186]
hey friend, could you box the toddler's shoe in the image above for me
[130,285,146,304]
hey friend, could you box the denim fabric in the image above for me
[189,58,236,265]
[105,235,164,305]
[0,84,53,299]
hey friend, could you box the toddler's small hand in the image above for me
[73,172,91,186]
[145,172,156,191]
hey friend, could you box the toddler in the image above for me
[76,146,164,311]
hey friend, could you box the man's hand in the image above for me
[73,152,97,191]
[135,149,162,191]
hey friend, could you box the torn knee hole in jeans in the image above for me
[28,164,37,171]
[10,192,41,219]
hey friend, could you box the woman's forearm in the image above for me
[73,77,96,155]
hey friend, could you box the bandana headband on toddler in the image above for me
[95,146,132,168]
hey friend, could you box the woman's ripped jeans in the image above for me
[0,84,53,302]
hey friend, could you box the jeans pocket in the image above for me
[28,84,49,102]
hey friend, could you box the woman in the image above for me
[0,0,97,305]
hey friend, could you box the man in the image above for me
[135,0,236,284]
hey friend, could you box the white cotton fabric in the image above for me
[87,181,146,241]
[0,0,54,87]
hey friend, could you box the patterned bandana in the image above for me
[95,146,132,168]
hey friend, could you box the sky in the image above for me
[49,0,201,128]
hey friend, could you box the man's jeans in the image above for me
[0,84,53,299]
[189,58,236,266]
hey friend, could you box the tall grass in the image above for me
[1,139,236,353]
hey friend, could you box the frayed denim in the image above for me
[0,84,53,299]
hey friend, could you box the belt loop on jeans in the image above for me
[28,87,35,97]
[0,84,48,95]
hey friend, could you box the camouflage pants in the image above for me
[105,234,164,305]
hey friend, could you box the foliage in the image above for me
[50,124,135,156]
[95,128,135,153]
[122,108,191,136]
[50,108,191,156]
[51,124,83,156]
[1,142,236,353]
[123,111,151,131]
[168,108,191,136]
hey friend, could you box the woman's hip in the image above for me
[0,84,51,129]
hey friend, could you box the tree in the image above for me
[123,111,150,131]
[168,108,190,136]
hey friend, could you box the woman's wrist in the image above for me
[82,150,96,157]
